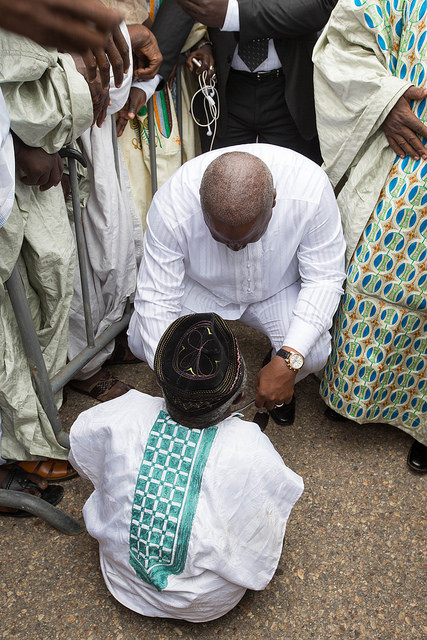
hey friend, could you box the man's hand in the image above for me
[128,24,162,82]
[13,136,63,191]
[186,44,215,80]
[81,24,130,89]
[87,74,111,127]
[0,0,122,53]
[72,53,110,127]
[254,356,296,411]
[115,87,147,137]
[176,0,228,28]
[381,86,427,160]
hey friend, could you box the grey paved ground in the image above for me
[1,323,426,640]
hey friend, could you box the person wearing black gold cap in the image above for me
[69,312,303,622]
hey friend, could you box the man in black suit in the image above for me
[151,0,337,163]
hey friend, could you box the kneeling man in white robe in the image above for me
[69,313,303,622]
[128,144,346,426]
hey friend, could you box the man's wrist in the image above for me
[132,74,160,102]
[280,345,300,354]
[193,39,213,50]
[276,348,304,372]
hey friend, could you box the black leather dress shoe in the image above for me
[269,396,296,426]
[407,440,427,473]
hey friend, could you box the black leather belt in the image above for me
[230,68,283,81]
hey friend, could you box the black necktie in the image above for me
[238,37,269,72]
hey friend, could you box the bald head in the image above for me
[200,152,275,227]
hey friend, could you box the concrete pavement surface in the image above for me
[1,323,425,640]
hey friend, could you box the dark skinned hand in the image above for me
[72,53,110,128]
[186,44,215,80]
[115,86,147,137]
[81,23,130,89]
[381,85,427,160]
[13,135,63,191]
[175,0,228,27]
[128,24,162,82]
[255,356,297,411]
[88,72,111,127]
[0,0,122,53]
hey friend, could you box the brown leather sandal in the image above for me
[15,459,78,482]
[70,368,134,402]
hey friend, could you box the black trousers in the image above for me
[212,68,322,165]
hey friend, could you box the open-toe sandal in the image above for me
[16,459,77,482]
[70,369,134,402]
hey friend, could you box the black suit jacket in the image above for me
[152,0,337,140]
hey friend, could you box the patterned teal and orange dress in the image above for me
[317,0,427,445]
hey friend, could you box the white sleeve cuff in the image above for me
[132,74,162,103]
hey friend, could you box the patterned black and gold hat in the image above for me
[154,313,244,417]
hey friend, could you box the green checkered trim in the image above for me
[129,410,217,591]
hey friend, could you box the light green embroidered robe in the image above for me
[0,31,92,460]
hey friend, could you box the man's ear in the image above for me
[272,188,277,209]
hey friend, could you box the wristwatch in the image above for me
[276,349,304,372]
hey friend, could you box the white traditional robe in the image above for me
[128,143,346,370]
[69,390,303,622]
[67,23,144,378]
[118,0,205,229]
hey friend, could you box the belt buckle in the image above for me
[255,69,279,81]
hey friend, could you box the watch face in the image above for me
[289,353,304,370]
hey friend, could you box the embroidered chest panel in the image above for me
[129,410,217,590]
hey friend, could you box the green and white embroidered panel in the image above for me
[129,410,217,591]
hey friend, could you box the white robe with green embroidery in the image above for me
[69,390,303,623]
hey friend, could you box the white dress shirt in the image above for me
[222,0,282,72]
[128,143,346,368]
[69,390,303,622]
